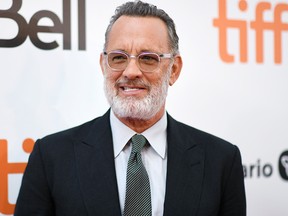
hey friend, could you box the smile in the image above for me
[122,86,145,91]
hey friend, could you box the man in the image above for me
[15,1,246,215]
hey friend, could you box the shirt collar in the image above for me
[110,110,167,159]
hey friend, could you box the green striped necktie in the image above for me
[123,134,152,216]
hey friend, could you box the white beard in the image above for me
[104,68,171,120]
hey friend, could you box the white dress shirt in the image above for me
[110,111,167,216]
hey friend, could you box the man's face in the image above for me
[101,16,175,120]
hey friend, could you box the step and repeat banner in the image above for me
[0,0,287,215]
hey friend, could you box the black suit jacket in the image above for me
[15,110,246,216]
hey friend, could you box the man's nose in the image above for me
[122,58,143,79]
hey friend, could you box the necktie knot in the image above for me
[131,134,146,153]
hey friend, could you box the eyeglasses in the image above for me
[103,50,173,73]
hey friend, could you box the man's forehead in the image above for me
[107,16,169,51]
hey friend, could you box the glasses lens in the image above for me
[107,52,128,70]
[138,53,160,72]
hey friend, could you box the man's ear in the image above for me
[169,55,183,86]
[99,53,105,75]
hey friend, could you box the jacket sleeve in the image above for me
[219,146,246,216]
[14,140,55,216]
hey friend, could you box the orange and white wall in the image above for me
[0,0,287,215]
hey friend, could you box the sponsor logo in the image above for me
[0,138,34,215]
[0,0,86,50]
[243,159,273,178]
[279,150,288,180]
[213,0,288,64]
[243,150,288,181]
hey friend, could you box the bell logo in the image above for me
[213,0,288,64]
[0,0,86,50]
[279,150,288,181]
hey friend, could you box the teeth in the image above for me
[123,87,141,91]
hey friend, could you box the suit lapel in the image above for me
[164,114,205,216]
[74,110,121,216]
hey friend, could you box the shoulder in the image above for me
[167,113,240,157]
[39,117,96,144]
[35,110,111,152]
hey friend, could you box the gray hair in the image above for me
[103,1,179,54]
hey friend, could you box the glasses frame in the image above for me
[103,50,174,73]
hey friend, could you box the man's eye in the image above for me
[111,54,127,62]
[113,55,125,60]
[139,54,159,63]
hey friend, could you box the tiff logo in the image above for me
[0,139,34,215]
[213,0,288,64]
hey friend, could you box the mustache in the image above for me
[115,78,151,89]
